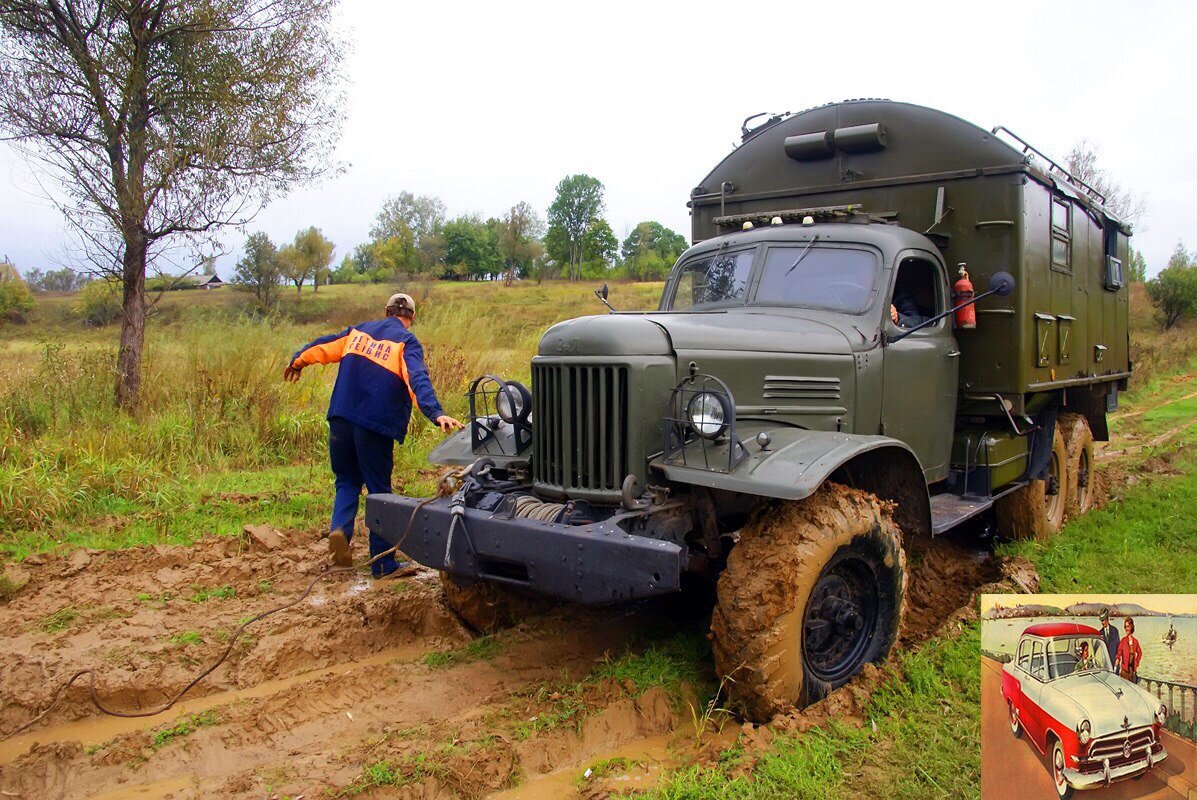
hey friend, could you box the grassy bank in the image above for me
[0,281,662,557]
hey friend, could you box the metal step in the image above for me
[929,492,993,536]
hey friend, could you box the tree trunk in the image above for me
[115,239,148,412]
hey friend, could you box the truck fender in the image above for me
[651,423,931,539]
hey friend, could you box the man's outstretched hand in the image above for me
[283,365,303,382]
[436,415,465,433]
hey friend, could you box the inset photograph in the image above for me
[981,594,1196,799]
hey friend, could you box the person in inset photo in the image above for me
[1097,607,1119,669]
[1114,616,1143,682]
[1075,640,1098,671]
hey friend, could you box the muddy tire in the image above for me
[995,427,1068,541]
[709,484,906,722]
[439,572,550,634]
[1059,413,1096,520]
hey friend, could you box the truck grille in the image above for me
[532,364,629,492]
[1082,727,1155,769]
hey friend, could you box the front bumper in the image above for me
[1064,743,1167,790]
[365,493,685,605]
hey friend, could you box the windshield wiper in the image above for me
[785,235,819,275]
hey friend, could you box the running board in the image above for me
[930,493,993,536]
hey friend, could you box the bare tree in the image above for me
[0,0,345,410]
[1066,141,1147,226]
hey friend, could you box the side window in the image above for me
[1017,639,1032,671]
[1030,640,1047,681]
[890,257,943,330]
[1051,198,1071,273]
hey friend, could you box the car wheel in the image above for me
[439,572,551,634]
[996,426,1069,541]
[1008,700,1022,738]
[1052,739,1074,799]
[709,483,906,721]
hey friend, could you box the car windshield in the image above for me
[667,248,755,310]
[1047,636,1112,679]
[754,244,878,313]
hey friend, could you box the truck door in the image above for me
[881,253,958,482]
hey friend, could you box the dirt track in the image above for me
[0,515,1039,800]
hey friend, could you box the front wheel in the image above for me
[1051,739,1075,799]
[709,484,906,721]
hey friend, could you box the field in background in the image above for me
[0,281,662,557]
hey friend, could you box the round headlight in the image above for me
[496,381,530,423]
[687,391,730,439]
[1077,719,1092,745]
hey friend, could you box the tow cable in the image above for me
[4,462,478,740]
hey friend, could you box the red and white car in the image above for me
[1001,622,1168,798]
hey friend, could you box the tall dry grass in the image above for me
[0,281,663,535]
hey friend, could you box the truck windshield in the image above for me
[754,245,877,313]
[668,248,755,310]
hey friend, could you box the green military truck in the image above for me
[367,99,1131,720]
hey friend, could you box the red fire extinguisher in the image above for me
[953,264,976,329]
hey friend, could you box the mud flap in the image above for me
[365,493,685,606]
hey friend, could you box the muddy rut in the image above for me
[0,517,1032,799]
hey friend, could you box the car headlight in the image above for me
[1077,719,1092,745]
[687,391,730,439]
[496,381,531,423]
[1156,705,1168,725]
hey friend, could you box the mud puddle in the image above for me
[0,640,431,764]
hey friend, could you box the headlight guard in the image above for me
[662,372,747,474]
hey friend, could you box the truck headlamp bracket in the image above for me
[662,374,748,474]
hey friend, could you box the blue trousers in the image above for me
[329,416,399,576]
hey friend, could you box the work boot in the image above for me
[328,528,352,568]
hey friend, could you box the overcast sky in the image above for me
[1,0,1193,278]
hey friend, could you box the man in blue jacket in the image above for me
[285,292,464,576]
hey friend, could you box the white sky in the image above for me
[1,0,1194,278]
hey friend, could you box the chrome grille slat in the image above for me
[1086,727,1154,760]
[533,364,629,493]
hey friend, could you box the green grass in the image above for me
[579,756,639,784]
[633,628,980,800]
[421,635,501,667]
[512,630,712,741]
[188,584,236,603]
[337,753,446,797]
[40,607,78,633]
[168,630,204,646]
[149,710,220,750]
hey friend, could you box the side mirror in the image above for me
[599,283,609,300]
[989,271,1015,297]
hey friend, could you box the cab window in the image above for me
[889,256,942,330]
[668,248,755,310]
[1030,640,1047,681]
[1017,639,1033,671]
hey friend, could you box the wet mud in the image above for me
[0,513,1036,800]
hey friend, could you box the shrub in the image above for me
[74,279,123,326]
[0,263,35,321]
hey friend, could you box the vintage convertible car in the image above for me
[1001,622,1168,798]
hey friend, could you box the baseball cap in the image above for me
[386,292,415,314]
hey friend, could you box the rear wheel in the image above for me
[996,427,1068,541]
[709,484,906,721]
[1059,413,1096,520]
[439,572,550,634]
[1008,700,1022,738]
